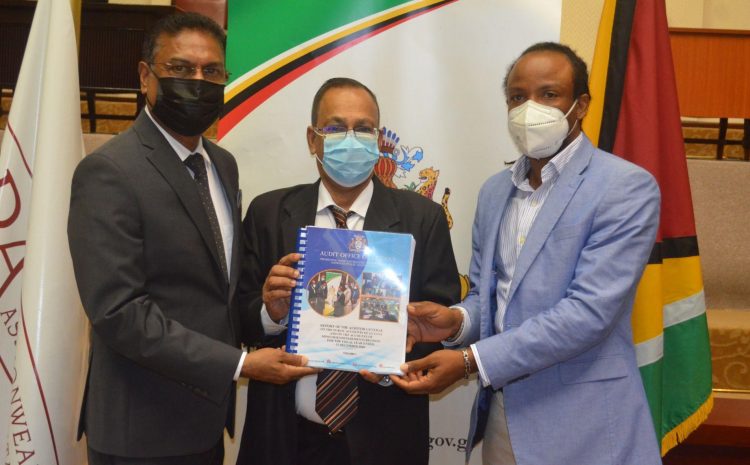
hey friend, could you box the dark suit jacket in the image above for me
[237,178,460,465]
[68,112,243,457]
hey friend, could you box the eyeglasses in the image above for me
[149,62,229,83]
[312,126,379,142]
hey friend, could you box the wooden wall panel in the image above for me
[670,28,750,118]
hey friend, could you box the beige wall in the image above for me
[666,0,705,28]
[560,0,603,69]
[561,0,750,69]
[703,0,750,29]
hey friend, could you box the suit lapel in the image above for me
[206,143,240,295]
[279,178,396,248]
[363,178,400,232]
[135,113,227,284]
[481,175,513,339]
[506,139,594,303]
[281,182,319,253]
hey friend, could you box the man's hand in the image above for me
[406,301,463,352]
[358,369,385,385]
[391,349,465,394]
[263,253,301,322]
[241,347,320,384]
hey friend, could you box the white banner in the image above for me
[0,0,88,463]
[221,1,560,463]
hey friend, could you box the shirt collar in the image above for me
[316,179,374,218]
[510,132,583,189]
[145,106,210,165]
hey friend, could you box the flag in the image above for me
[582,0,713,455]
[0,0,89,463]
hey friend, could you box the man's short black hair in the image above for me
[311,78,380,126]
[503,42,590,99]
[142,12,226,64]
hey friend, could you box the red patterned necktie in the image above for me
[315,205,359,432]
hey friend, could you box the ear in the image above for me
[138,61,151,96]
[576,93,591,120]
[306,126,317,155]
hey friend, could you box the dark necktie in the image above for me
[184,153,228,279]
[315,205,358,432]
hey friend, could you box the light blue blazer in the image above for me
[463,136,662,465]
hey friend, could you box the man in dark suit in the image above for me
[68,13,316,465]
[236,77,461,465]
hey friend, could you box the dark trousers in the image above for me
[297,415,350,465]
[87,440,223,465]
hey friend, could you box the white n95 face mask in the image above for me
[507,99,577,159]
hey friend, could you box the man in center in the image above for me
[236,77,460,465]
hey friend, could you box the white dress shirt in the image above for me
[447,134,583,386]
[261,180,374,424]
[145,108,246,379]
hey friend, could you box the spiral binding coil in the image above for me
[285,227,307,353]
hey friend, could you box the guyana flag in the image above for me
[582,0,713,455]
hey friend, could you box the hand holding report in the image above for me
[405,301,464,352]
[262,252,301,322]
[285,226,415,374]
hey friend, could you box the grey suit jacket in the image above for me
[68,112,243,457]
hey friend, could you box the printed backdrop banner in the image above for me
[0,0,88,463]
[219,1,561,464]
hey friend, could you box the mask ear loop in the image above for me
[563,99,579,138]
[310,129,322,162]
[564,99,578,118]
[312,152,324,166]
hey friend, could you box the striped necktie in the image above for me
[315,205,359,432]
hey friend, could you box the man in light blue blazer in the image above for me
[392,42,663,465]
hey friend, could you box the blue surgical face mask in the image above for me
[315,134,379,188]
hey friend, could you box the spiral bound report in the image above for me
[285,227,308,353]
[283,226,415,374]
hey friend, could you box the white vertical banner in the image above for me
[220,1,560,463]
[0,0,89,463]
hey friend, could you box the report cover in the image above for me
[286,226,415,374]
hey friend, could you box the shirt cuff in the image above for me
[234,351,247,381]
[470,344,491,387]
[442,306,470,347]
[260,303,288,335]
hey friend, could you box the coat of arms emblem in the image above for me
[348,234,367,253]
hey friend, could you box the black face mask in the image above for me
[151,77,224,137]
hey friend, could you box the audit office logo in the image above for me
[348,234,367,253]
